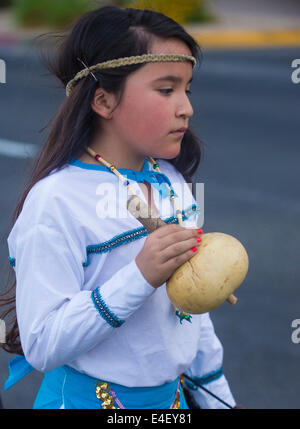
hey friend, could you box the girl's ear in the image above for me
[91,87,117,119]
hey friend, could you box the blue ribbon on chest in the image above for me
[120,160,178,199]
[69,158,178,199]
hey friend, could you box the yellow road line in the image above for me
[188,30,300,48]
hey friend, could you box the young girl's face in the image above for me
[111,37,194,160]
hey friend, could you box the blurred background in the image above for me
[0,0,300,409]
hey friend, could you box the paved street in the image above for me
[0,43,299,409]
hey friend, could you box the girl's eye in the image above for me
[159,89,193,95]
[159,88,173,95]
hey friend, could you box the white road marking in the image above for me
[0,138,38,158]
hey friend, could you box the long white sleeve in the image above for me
[183,312,236,409]
[12,222,155,373]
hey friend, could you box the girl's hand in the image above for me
[135,224,203,288]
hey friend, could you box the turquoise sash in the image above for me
[4,355,34,391]
[4,355,188,409]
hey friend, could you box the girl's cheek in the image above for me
[121,91,170,134]
[147,115,167,133]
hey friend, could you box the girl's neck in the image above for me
[78,138,146,172]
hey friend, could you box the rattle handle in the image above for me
[127,195,238,305]
[227,294,238,305]
[127,195,166,232]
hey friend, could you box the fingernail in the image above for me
[191,246,198,252]
[197,228,203,234]
[196,237,202,242]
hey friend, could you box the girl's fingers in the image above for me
[160,236,202,264]
[162,245,199,273]
[156,226,203,252]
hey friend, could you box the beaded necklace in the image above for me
[85,146,192,324]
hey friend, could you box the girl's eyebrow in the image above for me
[152,75,193,84]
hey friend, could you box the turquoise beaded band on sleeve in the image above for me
[91,287,125,328]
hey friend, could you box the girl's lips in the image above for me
[170,130,185,136]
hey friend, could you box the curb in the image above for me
[1,28,300,50]
[188,29,300,49]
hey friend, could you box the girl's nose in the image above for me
[176,94,194,119]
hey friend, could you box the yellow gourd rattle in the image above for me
[127,195,249,314]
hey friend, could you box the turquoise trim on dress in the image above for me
[69,158,149,174]
[69,157,177,199]
[83,226,149,267]
[197,366,224,385]
[69,157,148,173]
[184,366,224,391]
[82,204,201,267]
[91,287,125,328]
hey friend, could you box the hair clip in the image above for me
[76,57,99,82]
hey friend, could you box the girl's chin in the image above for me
[150,149,181,160]
[148,141,182,160]
[165,144,182,159]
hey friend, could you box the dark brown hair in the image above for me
[0,5,203,355]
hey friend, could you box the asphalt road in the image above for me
[0,43,299,409]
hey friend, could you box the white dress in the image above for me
[7,157,236,409]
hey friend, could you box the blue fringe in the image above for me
[83,204,201,267]
[91,287,125,328]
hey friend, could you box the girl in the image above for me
[0,5,237,409]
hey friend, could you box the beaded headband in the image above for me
[66,53,197,96]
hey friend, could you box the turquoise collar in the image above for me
[69,157,149,174]
[69,157,177,199]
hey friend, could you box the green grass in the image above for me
[184,5,216,24]
[12,0,214,28]
[12,0,96,28]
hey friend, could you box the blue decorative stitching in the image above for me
[184,366,224,390]
[197,366,224,385]
[182,204,201,221]
[83,226,149,267]
[83,204,201,267]
[91,287,125,328]
[8,257,15,267]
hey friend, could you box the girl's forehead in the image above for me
[126,38,194,86]
[144,38,193,80]
[150,37,192,55]
[133,61,193,85]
